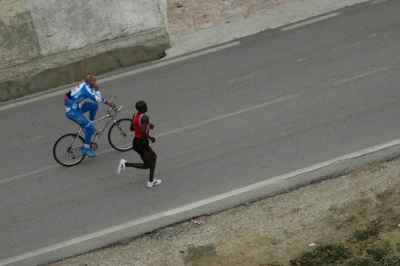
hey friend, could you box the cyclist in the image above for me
[117,101,161,188]
[64,73,114,158]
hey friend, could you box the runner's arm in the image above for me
[141,115,155,143]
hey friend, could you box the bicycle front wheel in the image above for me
[53,133,86,166]
[108,118,134,151]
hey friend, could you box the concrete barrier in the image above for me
[0,0,170,102]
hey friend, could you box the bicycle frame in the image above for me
[74,105,123,143]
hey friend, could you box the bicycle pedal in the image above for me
[90,142,98,151]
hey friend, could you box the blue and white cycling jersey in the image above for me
[64,81,108,111]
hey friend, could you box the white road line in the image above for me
[333,67,391,85]
[0,42,240,113]
[281,13,340,31]
[0,166,57,185]
[372,0,388,4]
[156,93,301,138]
[2,137,400,266]
[0,93,298,186]
[100,42,241,83]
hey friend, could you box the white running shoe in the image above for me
[117,159,127,174]
[147,179,162,188]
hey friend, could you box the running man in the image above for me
[117,101,161,188]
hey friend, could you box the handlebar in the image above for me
[107,105,122,114]
[106,97,122,115]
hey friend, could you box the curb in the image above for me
[0,29,170,102]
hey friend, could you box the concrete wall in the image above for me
[0,0,38,69]
[0,0,170,102]
[0,0,167,69]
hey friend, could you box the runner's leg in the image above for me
[148,146,157,182]
[124,140,157,182]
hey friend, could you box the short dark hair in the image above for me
[135,101,146,112]
[85,73,93,83]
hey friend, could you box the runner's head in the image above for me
[135,101,147,113]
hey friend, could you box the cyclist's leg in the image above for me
[81,102,98,121]
[66,110,96,157]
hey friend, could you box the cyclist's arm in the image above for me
[82,85,110,105]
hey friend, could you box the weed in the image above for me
[334,215,357,230]
[329,204,340,212]
[184,244,216,263]
[283,229,292,236]
[117,239,130,246]
[377,255,400,266]
[367,248,388,261]
[350,223,380,242]
[291,207,301,214]
[290,244,349,265]
[345,215,356,223]
[385,211,400,225]
[396,242,400,253]
[347,258,373,266]
[376,188,395,201]
[363,162,387,174]
[348,162,387,179]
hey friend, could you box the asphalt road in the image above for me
[1,0,400,265]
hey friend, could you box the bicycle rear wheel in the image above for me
[108,118,133,151]
[53,133,86,166]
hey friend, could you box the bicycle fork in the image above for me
[113,119,127,137]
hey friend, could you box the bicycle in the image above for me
[53,101,133,166]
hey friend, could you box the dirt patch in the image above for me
[48,158,400,266]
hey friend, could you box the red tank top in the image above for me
[133,113,150,139]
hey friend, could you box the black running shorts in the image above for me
[132,137,149,154]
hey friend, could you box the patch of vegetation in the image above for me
[345,215,356,224]
[377,255,400,266]
[364,162,387,173]
[384,211,400,226]
[367,247,388,262]
[376,188,397,201]
[290,242,400,266]
[349,162,387,178]
[289,244,350,265]
[328,204,340,213]
[328,214,358,230]
[184,244,216,263]
[347,258,374,265]
[117,239,130,246]
[349,221,381,242]
[289,219,400,266]
[291,207,302,214]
